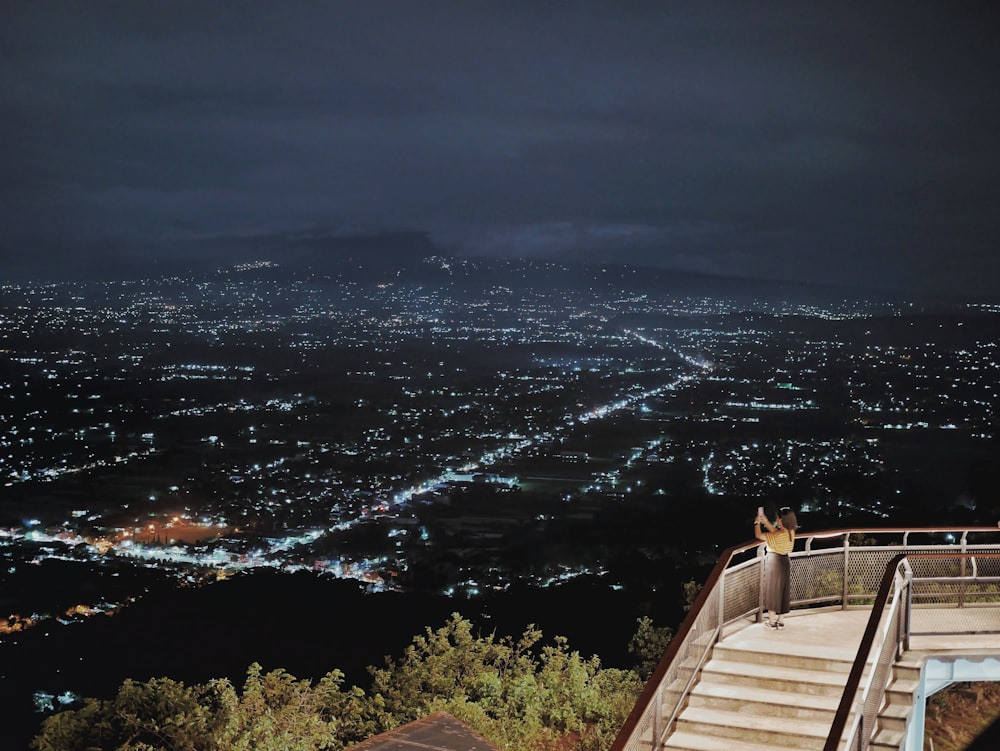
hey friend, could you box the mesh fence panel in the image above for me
[846,548,900,601]
[618,714,654,751]
[977,556,1000,576]
[792,548,844,605]
[722,558,761,622]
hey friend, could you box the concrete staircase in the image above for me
[663,625,863,751]
[621,606,1000,751]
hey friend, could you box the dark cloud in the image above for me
[2,1,998,296]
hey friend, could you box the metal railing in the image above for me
[609,527,1000,751]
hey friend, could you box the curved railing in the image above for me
[609,526,1000,751]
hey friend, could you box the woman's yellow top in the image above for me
[764,528,794,555]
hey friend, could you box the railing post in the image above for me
[718,565,726,640]
[757,543,767,622]
[842,533,851,609]
[901,559,913,654]
[652,681,663,750]
[959,533,968,608]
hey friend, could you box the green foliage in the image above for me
[30,698,115,751]
[682,579,702,612]
[31,666,383,751]
[968,584,1000,604]
[367,613,642,750]
[32,614,644,751]
[848,533,879,547]
[628,616,673,681]
[223,663,345,750]
[32,677,229,751]
[805,569,843,600]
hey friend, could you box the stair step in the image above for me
[688,680,839,720]
[872,726,906,749]
[700,658,850,697]
[879,701,911,722]
[884,678,920,696]
[710,642,855,675]
[878,714,908,734]
[675,706,831,748]
[893,657,924,672]
[664,729,799,751]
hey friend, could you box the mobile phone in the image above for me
[757,506,764,518]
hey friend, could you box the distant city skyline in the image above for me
[3,1,999,296]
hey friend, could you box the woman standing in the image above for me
[754,506,798,629]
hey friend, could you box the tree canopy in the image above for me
[32,613,654,751]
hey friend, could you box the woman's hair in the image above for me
[778,506,798,531]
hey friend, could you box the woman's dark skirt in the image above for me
[764,552,791,615]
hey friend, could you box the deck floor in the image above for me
[721,605,1000,658]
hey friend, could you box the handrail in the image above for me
[609,526,1000,751]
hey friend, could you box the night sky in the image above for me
[3,1,998,296]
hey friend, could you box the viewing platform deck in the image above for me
[610,528,1000,751]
